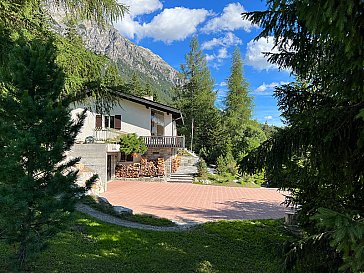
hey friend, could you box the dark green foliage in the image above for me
[233,121,267,161]
[224,48,252,137]
[241,0,364,271]
[260,122,278,139]
[216,152,237,176]
[118,134,148,155]
[312,208,364,273]
[223,48,266,165]
[0,0,126,268]
[0,38,96,267]
[176,37,224,161]
[116,59,177,105]
[197,159,208,179]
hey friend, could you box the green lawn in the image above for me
[0,213,291,273]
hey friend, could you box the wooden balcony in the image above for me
[140,136,185,148]
[93,129,185,149]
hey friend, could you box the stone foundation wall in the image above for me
[144,147,177,176]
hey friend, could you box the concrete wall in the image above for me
[69,144,108,192]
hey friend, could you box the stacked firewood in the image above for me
[115,158,165,178]
[171,156,181,173]
[157,158,165,176]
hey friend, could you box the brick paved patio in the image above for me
[101,181,289,224]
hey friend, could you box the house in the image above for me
[69,92,185,193]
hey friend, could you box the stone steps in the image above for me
[167,155,199,183]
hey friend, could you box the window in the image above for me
[120,152,133,162]
[103,115,122,130]
[151,110,164,136]
[95,115,102,128]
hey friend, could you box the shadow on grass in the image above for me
[1,214,291,273]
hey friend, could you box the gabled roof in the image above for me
[115,92,184,124]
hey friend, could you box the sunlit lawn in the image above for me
[0,213,291,273]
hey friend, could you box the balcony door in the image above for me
[151,110,164,136]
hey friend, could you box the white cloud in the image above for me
[201,32,242,50]
[205,54,215,62]
[116,15,140,39]
[205,47,230,68]
[120,0,163,16]
[246,36,293,71]
[116,0,162,39]
[264,116,273,120]
[217,48,228,59]
[245,36,281,71]
[139,7,209,43]
[202,3,256,33]
[116,5,210,43]
[254,81,290,95]
[219,81,227,87]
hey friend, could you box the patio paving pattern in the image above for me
[101,181,289,224]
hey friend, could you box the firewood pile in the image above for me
[172,156,181,173]
[115,158,165,178]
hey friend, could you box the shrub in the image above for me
[216,155,227,175]
[118,133,147,155]
[216,152,238,176]
[197,159,208,179]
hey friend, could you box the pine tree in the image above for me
[176,36,219,155]
[224,48,252,138]
[130,72,144,97]
[242,1,364,271]
[0,39,96,267]
[223,48,264,159]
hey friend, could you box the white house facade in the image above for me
[69,92,185,193]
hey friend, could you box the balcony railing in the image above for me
[93,128,125,142]
[93,129,185,149]
[140,136,185,148]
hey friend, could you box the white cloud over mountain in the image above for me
[120,0,163,16]
[116,1,209,43]
[201,3,256,33]
[139,8,209,43]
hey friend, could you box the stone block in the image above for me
[113,206,133,214]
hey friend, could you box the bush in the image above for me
[197,159,208,179]
[119,133,147,155]
[216,152,237,176]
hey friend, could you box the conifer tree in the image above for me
[176,36,219,156]
[130,72,144,96]
[0,38,96,267]
[224,48,252,137]
[242,0,364,271]
[224,48,264,159]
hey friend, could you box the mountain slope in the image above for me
[47,4,181,104]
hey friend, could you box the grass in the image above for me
[0,213,292,273]
[194,173,262,188]
[81,195,176,227]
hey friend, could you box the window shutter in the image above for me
[95,115,102,128]
[115,115,121,130]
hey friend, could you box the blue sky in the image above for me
[115,0,292,126]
